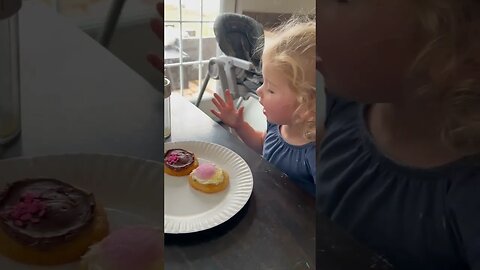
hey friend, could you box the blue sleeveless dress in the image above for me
[317,93,480,270]
[263,122,316,196]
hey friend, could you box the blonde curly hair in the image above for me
[258,16,316,142]
[408,0,480,156]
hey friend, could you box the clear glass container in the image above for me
[164,77,171,139]
[0,0,22,144]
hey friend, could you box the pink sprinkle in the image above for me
[166,153,180,165]
[23,192,36,203]
[10,210,21,219]
[20,213,32,221]
[26,204,37,213]
[31,218,40,223]
[31,200,42,213]
[18,202,26,209]
[7,192,47,225]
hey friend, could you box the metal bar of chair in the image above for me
[98,0,127,48]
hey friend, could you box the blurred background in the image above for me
[28,0,315,130]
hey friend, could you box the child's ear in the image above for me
[294,105,315,124]
[304,111,316,124]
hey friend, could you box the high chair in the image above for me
[195,13,264,109]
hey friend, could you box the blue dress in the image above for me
[263,122,316,195]
[317,93,480,270]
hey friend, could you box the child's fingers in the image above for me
[210,110,221,119]
[225,89,234,105]
[156,2,164,19]
[213,93,226,107]
[238,106,245,120]
[146,53,163,71]
[150,18,163,40]
[211,97,222,110]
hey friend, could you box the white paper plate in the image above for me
[164,141,253,234]
[0,154,163,269]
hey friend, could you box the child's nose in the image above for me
[256,85,264,97]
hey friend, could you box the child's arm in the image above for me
[232,121,265,154]
[211,90,265,154]
[146,2,164,71]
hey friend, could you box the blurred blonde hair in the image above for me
[408,0,480,156]
[259,16,316,142]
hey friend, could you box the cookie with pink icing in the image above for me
[190,163,225,185]
[188,163,229,193]
[80,226,163,270]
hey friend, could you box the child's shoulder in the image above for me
[323,92,363,132]
[265,121,315,146]
[447,161,480,200]
[445,163,480,268]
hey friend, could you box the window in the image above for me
[164,0,222,100]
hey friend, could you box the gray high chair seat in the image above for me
[196,13,265,108]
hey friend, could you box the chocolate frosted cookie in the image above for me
[0,178,95,247]
[0,178,109,265]
[164,149,199,176]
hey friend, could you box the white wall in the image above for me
[236,0,315,14]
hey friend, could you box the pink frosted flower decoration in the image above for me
[165,153,179,165]
[8,192,46,227]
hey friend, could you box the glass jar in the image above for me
[164,77,171,139]
[0,0,22,144]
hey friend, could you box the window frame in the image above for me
[164,0,234,97]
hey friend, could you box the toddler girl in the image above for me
[317,0,480,269]
[212,18,317,195]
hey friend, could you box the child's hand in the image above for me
[211,90,245,129]
[146,2,164,72]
